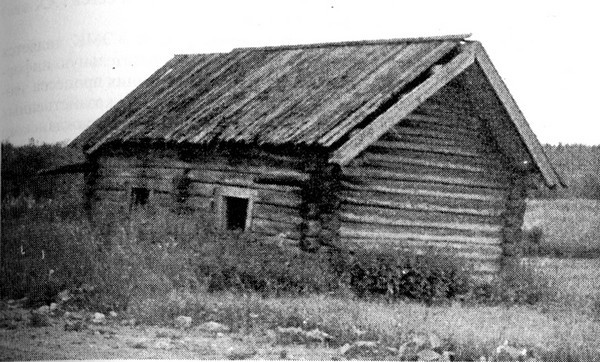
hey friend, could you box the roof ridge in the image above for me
[233,34,471,52]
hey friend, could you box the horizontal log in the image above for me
[382,131,491,153]
[253,203,303,225]
[361,153,500,174]
[340,180,506,202]
[340,212,502,234]
[251,218,301,239]
[186,196,213,210]
[256,189,302,208]
[342,167,508,189]
[339,221,500,240]
[387,122,477,142]
[341,193,503,217]
[360,147,506,171]
[341,185,505,211]
[339,228,500,245]
[357,159,510,184]
[96,175,175,193]
[339,204,501,227]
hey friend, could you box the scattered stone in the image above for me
[417,348,442,361]
[197,321,229,333]
[91,312,106,324]
[36,305,50,314]
[130,341,148,349]
[304,328,332,343]
[340,341,396,359]
[175,316,193,329]
[120,318,137,327]
[30,311,51,327]
[109,311,118,318]
[154,339,173,350]
[429,333,443,350]
[64,311,85,320]
[275,326,331,345]
[57,289,71,302]
[412,332,429,349]
[226,345,257,360]
[64,320,85,332]
[496,340,527,360]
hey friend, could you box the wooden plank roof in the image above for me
[71,35,466,152]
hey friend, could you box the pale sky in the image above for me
[1,0,599,146]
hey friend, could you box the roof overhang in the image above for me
[330,41,565,189]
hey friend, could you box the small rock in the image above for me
[109,311,118,318]
[57,289,71,302]
[226,345,257,360]
[155,339,173,350]
[64,320,85,332]
[91,312,106,324]
[65,311,84,320]
[412,332,429,349]
[130,341,148,349]
[175,316,193,329]
[340,341,395,359]
[417,349,442,361]
[120,318,136,327]
[429,333,443,349]
[36,305,50,314]
[279,349,288,359]
[496,340,527,360]
[304,328,332,343]
[198,321,229,333]
[49,303,58,312]
[276,327,307,345]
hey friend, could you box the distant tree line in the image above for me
[531,144,600,199]
[1,141,599,200]
[1,140,83,201]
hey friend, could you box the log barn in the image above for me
[70,35,564,276]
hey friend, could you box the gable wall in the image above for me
[339,78,516,275]
[87,145,309,245]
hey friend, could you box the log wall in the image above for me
[88,145,309,245]
[339,78,522,276]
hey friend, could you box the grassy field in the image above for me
[524,198,600,257]
[2,197,600,360]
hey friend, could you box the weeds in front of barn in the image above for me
[2,198,600,361]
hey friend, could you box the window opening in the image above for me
[131,187,150,209]
[224,196,249,231]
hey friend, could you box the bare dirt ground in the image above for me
[0,305,338,360]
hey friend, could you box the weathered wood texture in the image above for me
[340,75,518,275]
[89,145,307,242]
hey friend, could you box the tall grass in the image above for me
[524,199,600,257]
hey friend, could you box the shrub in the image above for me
[522,226,544,256]
[198,236,341,295]
[471,261,554,306]
[340,248,471,304]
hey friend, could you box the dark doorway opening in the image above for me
[224,196,248,231]
[131,187,150,209]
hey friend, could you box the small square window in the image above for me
[131,187,150,209]
[215,186,256,232]
[224,196,249,231]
